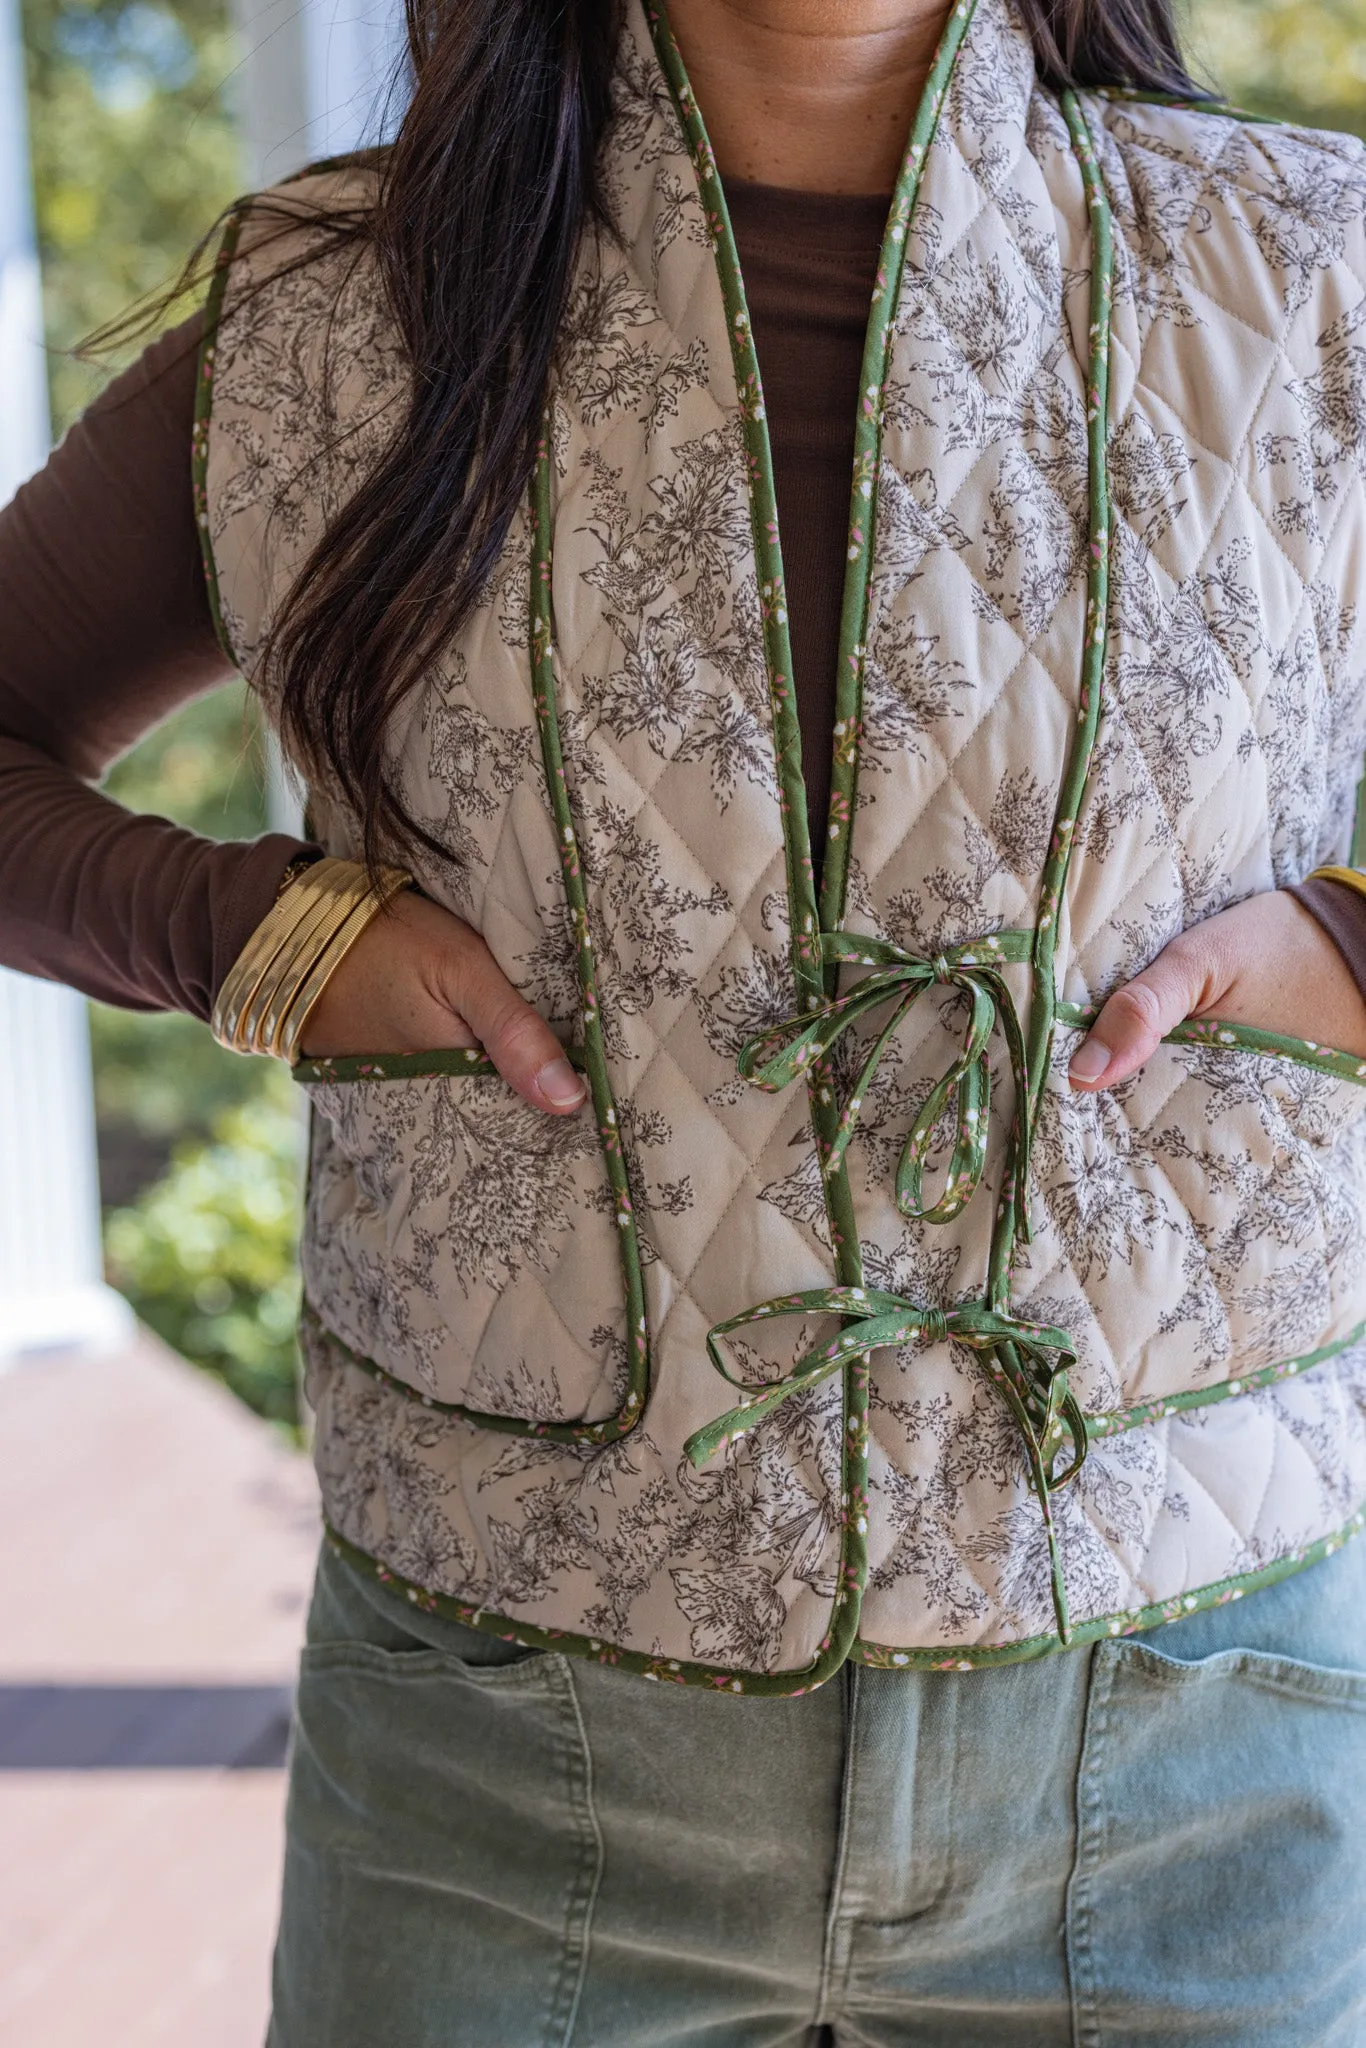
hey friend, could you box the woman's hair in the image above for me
[265,0,1199,868]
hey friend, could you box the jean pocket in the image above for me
[299,1634,549,1686]
[275,1635,600,2048]
[1066,1629,1366,2047]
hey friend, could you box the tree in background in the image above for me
[1193,0,1366,135]
[23,0,242,431]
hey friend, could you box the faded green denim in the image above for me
[267,1535,1366,2047]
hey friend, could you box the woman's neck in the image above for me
[664,0,953,195]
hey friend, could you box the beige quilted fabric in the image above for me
[201,0,1366,1684]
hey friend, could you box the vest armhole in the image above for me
[192,202,247,674]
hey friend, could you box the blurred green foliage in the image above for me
[22,0,244,434]
[104,1080,307,1426]
[1191,0,1366,136]
[19,0,1366,1433]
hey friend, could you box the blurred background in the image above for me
[3,0,1366,2039]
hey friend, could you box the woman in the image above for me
[8,0,1366,2036]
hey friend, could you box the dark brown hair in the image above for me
[266,0,1201,866]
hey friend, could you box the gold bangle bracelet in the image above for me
[212,859,361,1052]
[238,872,370,1055]
[275,868,413,1064]
[211,859,412,1058]
[1304,865,1366,906]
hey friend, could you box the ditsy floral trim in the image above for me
[1055,1001,1366,1086]
[325,1502,1366,1685]
[646,2,821,1002]
[1086,1321,1366,1441]
[1095,86,1279,125]
[1012,91,1114,1241]
[854,1506,1366,1670]
[385,437,664,1449]
[192,149,391,673]
[192,205,246,669]
[818,0,979,939]
[323,1522,839,1696]
[646,0,980,1692]
[292,1046,579,1085]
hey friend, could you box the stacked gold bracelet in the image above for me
[1306,864,1366,905]
[211,856,414,1063]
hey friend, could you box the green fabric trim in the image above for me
[645,4,822,1004]
[1094,86,1280,126]
[1016,92,1114,1160]
[434,439,659,1447]
[649,9,1122,1653]
[1352,778,1366,869]
[324,1521,838,1696]
[191,204,246,669]
[645,0,980,1693]
[294,424,654,1448]
[1054,1002,1366,1086]
[817,0,978,940]
[732,929,1037,1236]
[854,1505,1366,1670]
[1086,1321,1366,1441]
[292,1046,587,1085]
[324,1503,1366,1687]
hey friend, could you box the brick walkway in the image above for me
[0,1332,318,2048]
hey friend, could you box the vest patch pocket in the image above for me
[296,1053,636,1429]
[1026,1025,1366,1416]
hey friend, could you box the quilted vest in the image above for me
[198,0,1366,1691]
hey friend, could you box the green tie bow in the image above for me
[736,929,1035,1232]
[685,1288,1088,1644]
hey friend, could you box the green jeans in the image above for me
[268,1535,1366,2046]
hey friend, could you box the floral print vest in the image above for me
[199,0,1366,1688]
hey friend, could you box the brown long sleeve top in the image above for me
[0,185,1362,1018]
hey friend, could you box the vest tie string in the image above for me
[685,1288,1087,1643]
[738,930,1034,1233]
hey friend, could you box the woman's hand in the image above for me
[1069,889,1366,1092]
[298,891,587,1115]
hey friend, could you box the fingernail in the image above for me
[1069,1037,1111,1086]
[536,1057,587,1108]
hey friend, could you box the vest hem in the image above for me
[1087,1322,1366,1440]
[321,1502,1366,1687]
[853,1503,1366,1669]
[322,1521,856,1696]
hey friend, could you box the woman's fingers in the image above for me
[1069,928,1221,1093]
[1066,888,1366,1090]
[298,892,586,1113]
[433,918,586,1113]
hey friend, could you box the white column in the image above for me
[0,0,133,1361]
[227,0,408,838]
[230,0,407,182]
